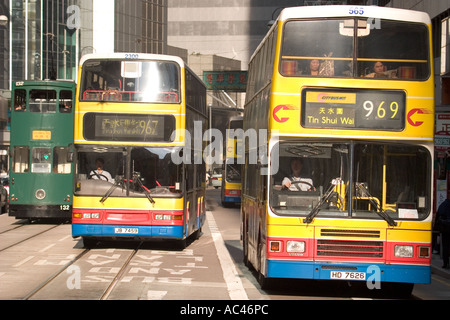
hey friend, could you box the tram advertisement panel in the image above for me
[301,88,405,130]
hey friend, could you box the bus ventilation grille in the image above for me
[320,229,380,238]
[317,240,384,258]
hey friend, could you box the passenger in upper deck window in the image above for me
[14,103,25,112]
[365,61,397,78]
[307,59,320,76]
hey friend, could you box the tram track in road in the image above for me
[21,239,145,300]
[23,248,91,300]
[100,242,142,300]
[0,222,63,253]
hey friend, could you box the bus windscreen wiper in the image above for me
[303,180,339,224]
[99,175,155,205]
[100,177,125,203]
[132,174,155,205]
[356,183,397,227]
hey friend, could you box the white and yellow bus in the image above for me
[221,116,243,207]
[72,53,207,248]
[241,6,434,295]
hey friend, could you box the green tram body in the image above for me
[9,80,75,220]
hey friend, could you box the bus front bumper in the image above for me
[72,224,184,239]
[266,259,431,284]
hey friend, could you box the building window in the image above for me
[442,17,450,74]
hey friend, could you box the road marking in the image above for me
[432,275,450,287]
[39,244,55,252]
[58,235,72,241]
[206,211,248,300]
[147,290,167,300]
[13,256,34,267]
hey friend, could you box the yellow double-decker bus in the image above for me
[72,53,207,248]
[241,6,434,295]
[221,116,243,207]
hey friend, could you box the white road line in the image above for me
[206,211,248,300]
[13,256,34,267]
[39,244,55,253]
[147,290,167,300]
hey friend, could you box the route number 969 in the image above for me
[363,100,400,120]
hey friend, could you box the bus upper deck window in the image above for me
[121,61,142,78]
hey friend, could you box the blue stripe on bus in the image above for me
[223,196,241,203]
[72,224,184,239]
[266,260,430,284]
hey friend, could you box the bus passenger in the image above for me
[365,61,397,78]
[308,59,320,76]
[282,158,315,191]
[89,158,113,182]
[366,61,386,78]
[14,103,25,112]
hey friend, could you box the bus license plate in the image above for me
[114,227,138,234]
[330,271,366,280]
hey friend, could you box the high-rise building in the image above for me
[0,0,167,90]
[0,0,168,171]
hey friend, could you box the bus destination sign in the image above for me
[301,89,405,131]
[83,113,175,142]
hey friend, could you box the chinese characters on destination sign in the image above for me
[302,89,405,130]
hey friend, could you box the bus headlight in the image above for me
[35,189,46,200]
[394,245,413,258]
[287,241,305,253]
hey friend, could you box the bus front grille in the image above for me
[320,228,381,238]
[316,239,384,258]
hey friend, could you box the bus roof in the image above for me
[278,5,431,24]
[251,5,431,63]
[79,53,186,68]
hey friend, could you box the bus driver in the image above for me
[282,158,315,191]
[89,158,113,182]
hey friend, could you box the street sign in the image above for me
[203,71,247,92]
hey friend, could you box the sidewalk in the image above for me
[431,253,450,280]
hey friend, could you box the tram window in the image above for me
[53,147,71,174]
[59,90,73,113]
[29,90,57,113]
[14,89,26,112]
[31,148,52,173]
[13,146,29,173]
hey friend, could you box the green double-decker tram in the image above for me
[9,80,75,220]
